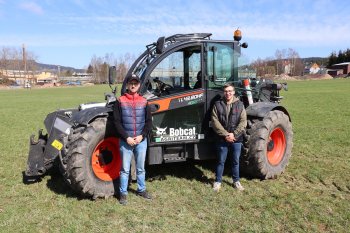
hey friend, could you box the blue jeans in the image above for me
[119,139,147,195]
[215,142,242,183]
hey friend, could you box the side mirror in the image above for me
[108,66,116,84]
[156,37,165,54]
[241,42,248,48]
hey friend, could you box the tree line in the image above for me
[328,48,350,67]
[87,53,136,84]
[0,46,37,78]
[2,44,347,84]
[250,48,304,77]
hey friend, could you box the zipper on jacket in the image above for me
[133,95,136,137]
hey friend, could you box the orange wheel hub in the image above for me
[91,137,121,181]
[267,128,286,165]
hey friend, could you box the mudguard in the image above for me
[246,102,291,121]
[71,106,113,126]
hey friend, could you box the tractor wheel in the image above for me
[65,117,121,199]
[242,110,293,179]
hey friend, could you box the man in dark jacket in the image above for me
[211,83,247,192]
[113,74,153,205]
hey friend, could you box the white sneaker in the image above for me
[213,182,221,192]
[234,181,245,191]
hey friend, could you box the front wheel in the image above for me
[242,110,293,179]
[65,117,121,199]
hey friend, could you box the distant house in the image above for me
[327,69,343,76]
[36,71,57,84]
[304,63,324,75]
[283,60,291,75]
[309,63,320,74]
[0,69,57,85]
[328,62,350,77]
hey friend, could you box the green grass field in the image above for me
[0,80,349,232]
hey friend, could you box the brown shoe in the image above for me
[137,191,152,200]
[119,194,127,205]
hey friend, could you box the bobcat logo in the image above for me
[156,127,167,136]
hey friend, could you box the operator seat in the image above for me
[193,71,202,89]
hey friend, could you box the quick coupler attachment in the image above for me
[23,129,48,183]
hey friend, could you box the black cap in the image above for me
[127,74,140,83]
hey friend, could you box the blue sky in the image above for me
[0,0,349,69]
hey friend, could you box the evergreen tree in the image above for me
[337,50,345,63]
[87,64,93,73]
[345,48,350,62]
[328,51,337,67]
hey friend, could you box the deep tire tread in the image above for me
[62,117,118,199]
[242,110,293,179]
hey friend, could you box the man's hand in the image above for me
[134,135,143,144]
[225,133,235,143]
[126,137,136,146]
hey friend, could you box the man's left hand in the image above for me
[134,135,143,144]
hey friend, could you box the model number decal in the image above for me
[178,93,203,104]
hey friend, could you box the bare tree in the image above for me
[275,49,287,75]
[251,57,275,77]
[87,52,138,84]
[0,47,10,76]
[0,46,37,82]
[26,51,38,80]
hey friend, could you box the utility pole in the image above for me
[22,44,28,86]
[57,65,60,82]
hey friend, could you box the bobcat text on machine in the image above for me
[25,29,293,199]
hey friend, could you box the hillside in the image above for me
[301,57,328,66]
[35,62,84,73]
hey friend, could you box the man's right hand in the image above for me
[126,137,136,146]
[225,133,235,143]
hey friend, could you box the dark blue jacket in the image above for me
[113,93,152,141]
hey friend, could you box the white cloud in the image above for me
[19,2,44,15]
[0,34,145,47]
[9,0,350,50]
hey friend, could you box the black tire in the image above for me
[65,117,121,199]
[58,127,84,191]
[242,110,293,179]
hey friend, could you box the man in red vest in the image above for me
[113,74,153,205]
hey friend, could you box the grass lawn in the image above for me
[0,80,349,232]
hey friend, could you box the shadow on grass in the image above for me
[145,159,253,186]
[45,170,85,200]
[24,159,254,199]
[146,160,213,184]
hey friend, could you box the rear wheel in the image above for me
[242,110,293,179]
[65,117,121,199]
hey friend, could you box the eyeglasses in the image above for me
[128,82,139,86]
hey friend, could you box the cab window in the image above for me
[145,46,201,97]
[207,43,238,89]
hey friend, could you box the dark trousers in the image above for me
[215,142,242,183]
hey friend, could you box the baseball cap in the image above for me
[127,74,140,83]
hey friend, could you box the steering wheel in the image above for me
[153,78,173,95]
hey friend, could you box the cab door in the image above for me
[203,42,240,141]
[142,45,205,147]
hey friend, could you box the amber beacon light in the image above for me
[234,28,242,41]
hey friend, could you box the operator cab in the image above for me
[116,31,249,162]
